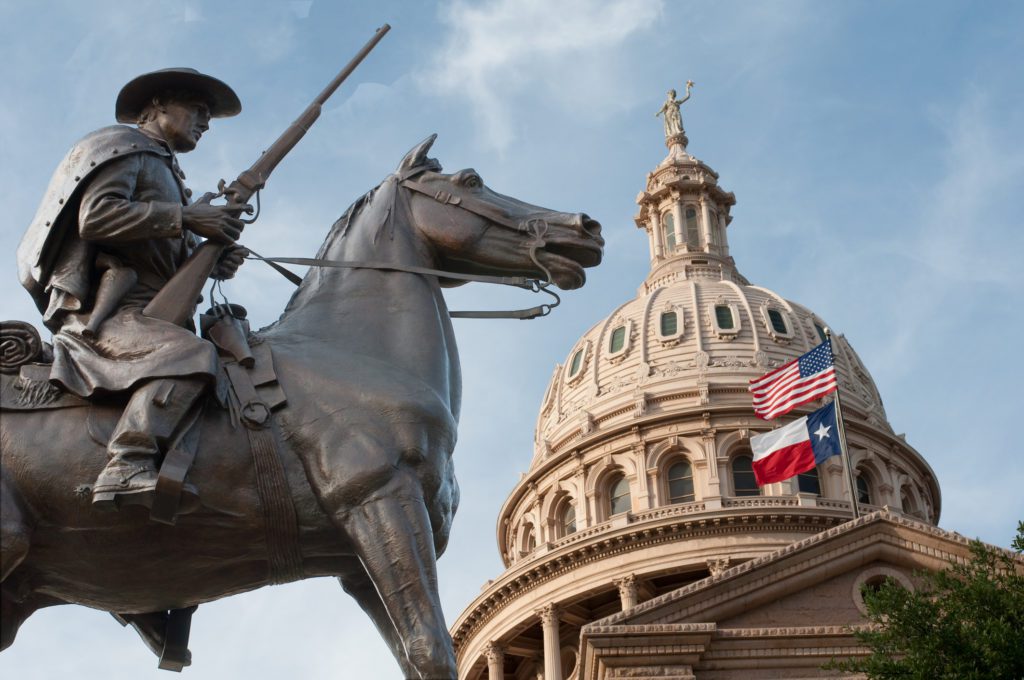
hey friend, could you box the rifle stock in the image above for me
[143,24,391,323]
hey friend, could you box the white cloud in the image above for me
[421,0,664,151]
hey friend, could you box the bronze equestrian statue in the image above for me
[17,67,249,513]
[0,64,603,680]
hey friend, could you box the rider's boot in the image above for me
[92,377,206,512]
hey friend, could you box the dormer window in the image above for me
[607,321,633,360]
[715,306,734,329]
[768,309,787,333]
[715,305,734,329]
[660,311,678,336]
[609,326,626,353]
[761,306,793,341]
[566,345,587,382]
[711,303,741,339]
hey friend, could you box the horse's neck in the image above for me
[269,192,461,416]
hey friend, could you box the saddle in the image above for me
[1,313,294,672]
[1,315,286,514]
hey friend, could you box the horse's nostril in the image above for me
[580,214,602,239]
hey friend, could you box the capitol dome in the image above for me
[452,123,941,680]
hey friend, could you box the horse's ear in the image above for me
[397,134,439,175]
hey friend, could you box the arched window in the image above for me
[667,460,695,504]
[560,501,577,537]
[797,467,821,495]
[685,207,700,247]
[519,522,537,555]
[856,474,871,505]
[731,454,760,496]
[900,485,919,518]
[608,475,631,516]
[662,212,676,250]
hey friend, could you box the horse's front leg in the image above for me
[338,484,455,680]
[337,559,417,678]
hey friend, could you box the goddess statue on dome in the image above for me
[655,80,694,139]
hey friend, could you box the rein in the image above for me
[244,176,562,320]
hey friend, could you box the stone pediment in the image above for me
[578,511,998,680]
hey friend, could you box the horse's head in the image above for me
[394,135,603,290]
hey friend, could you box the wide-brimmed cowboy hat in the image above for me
[115,67,241,123]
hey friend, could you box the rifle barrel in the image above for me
[314,24,391,106]
[142,24,392,325]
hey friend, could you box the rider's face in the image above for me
[155,97,211,153]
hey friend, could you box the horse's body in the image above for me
[0,136,603,678]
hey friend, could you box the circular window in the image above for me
[851,566,914,616]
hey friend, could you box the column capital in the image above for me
[536,602,560,625]
[613,573,637,590]
[485,641,505,662]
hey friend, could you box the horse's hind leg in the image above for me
[337,560,417,678]
[339,493,456,679]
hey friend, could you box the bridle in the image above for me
[245,173,563,320]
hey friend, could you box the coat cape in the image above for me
[17,125,171,330]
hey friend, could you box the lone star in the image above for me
[814,423,832,441]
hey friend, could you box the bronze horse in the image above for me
[0,135,603,678]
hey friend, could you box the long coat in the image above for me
[17,125,218,397]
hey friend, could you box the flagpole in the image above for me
[824,328,860,520]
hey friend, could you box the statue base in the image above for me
[665,131,689,150]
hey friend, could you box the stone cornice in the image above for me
[584,510,1013,630]
[452,504,852,659]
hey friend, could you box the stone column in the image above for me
[485,642,505,679]
[700,196,713,252]
[613,573,639,610]
[649,207,664,259]
[537,603,562,680]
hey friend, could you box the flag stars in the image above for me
[814,423,832,441]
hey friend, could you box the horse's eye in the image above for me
[462,174,482,189]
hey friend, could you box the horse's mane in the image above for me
[274,157,442,321]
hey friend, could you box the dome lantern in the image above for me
[639,84,739,288]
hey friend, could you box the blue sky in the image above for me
[1,1,1021,678]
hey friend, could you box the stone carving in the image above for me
[706,557,731,576]
[1,121,603,679]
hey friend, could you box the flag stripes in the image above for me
[749,340,837,420]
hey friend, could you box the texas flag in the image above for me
[749,402,842,486]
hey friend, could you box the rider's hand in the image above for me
[211,245,249,281]
[182,193,245,244]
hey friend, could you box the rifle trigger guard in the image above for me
[239,191,260,225]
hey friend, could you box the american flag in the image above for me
[749,340,837,420]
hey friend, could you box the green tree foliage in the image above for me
[831,522,1024,679]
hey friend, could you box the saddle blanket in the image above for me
[0,338,284,415]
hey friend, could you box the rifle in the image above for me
[143,24,391,325]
